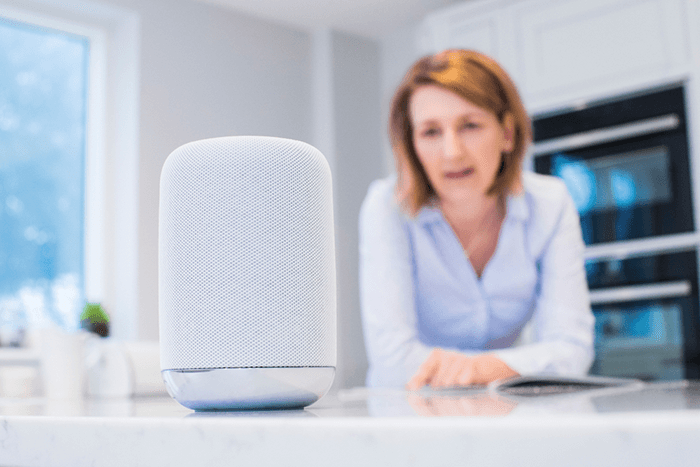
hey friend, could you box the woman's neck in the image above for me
[440,193,502,234]
[440,193,506,278]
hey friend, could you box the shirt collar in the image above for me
[414,201,443,226]
[506,191,529,222]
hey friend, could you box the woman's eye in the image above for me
[461,121,480,130]
[421,128,440,137]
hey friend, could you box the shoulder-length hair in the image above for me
[389,49,532,215]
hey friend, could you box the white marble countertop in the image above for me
[1,380,699,467]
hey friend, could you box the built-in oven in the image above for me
[532,85,693,245]
[586,249,700,381]
[532,84,699,381]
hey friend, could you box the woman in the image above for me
[359,49,594,389]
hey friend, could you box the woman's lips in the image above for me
[444,168,474,179]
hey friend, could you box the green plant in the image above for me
[80,302,110,337]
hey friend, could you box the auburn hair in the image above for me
[389,49,532,215]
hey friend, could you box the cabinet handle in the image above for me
[589,280,691,305]
[533,114,679,156]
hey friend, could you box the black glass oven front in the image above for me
[586,250,700,381]
[533,86,693,245]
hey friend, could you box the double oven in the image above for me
[533,85,700,380]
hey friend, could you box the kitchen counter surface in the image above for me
[1,380,698,467]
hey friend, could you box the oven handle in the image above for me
[533,114,680,156]
[589,280,691,305]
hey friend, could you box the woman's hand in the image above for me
[406,349,518,390]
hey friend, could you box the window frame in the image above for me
[0,0,140,339]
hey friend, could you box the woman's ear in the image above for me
[502,112,515,153]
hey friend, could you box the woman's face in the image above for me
[409,85,513,205]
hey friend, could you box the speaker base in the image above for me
[161,367,335,411]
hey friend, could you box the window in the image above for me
[0,2,139,340]
[0,17,89,335]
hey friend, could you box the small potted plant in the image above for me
[80,303,110,337]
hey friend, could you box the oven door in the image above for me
[586,250,700,381]
[534,131,693,245]
[533,86,693,245]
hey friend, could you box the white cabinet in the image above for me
[515,0,691,111]
[420,8,500,58]
[418,0,520,84]
[420,0,695,113]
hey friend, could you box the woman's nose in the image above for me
[443,130,462,159]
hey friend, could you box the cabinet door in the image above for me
[419,2,520,86]
[421,13,498,57]
[515,0,691,110]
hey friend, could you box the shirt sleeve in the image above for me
[493,183,595,376]
[358,178,432,388]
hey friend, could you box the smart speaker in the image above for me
[158,136,336,410]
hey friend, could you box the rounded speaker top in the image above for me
[162,136,331,182]
[158,136,336,372]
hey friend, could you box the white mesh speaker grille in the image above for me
[159,136,336,370]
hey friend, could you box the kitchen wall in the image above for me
[378,22,426,170]
[331,31,382,389]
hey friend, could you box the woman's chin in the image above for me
[437,185,490,206]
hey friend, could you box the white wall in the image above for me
[378,22,426,171]
[330,30,383,389]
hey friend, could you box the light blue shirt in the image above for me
[358,172,595,388]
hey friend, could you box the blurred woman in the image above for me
[359,49,594,389]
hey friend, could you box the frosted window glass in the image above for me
[0,18,88,332]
